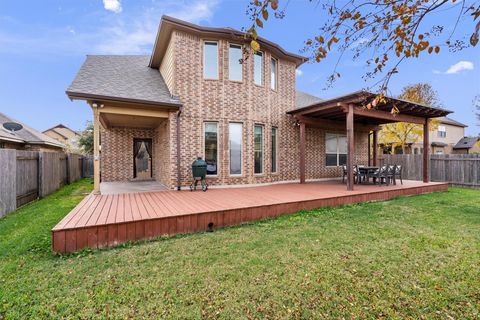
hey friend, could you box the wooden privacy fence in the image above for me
[0,150,93,218]
[379,154,480,187]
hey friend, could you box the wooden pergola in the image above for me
[287,91,451,191]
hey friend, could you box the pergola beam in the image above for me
[347,106,425,125]
[293,115,378,132]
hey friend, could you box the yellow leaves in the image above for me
[256,18,263,28]
[270,0,278,10]
[250,40,260,52]
[262,9,269,21]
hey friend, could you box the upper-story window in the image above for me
[437,125,446,138]
[203,41,218,79]
[270,58,277,90]
[254,51,264,86]
[229,44,242,81]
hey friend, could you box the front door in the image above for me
[133,139,152,179]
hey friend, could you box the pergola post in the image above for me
[346,104,355,191]
[299,121,306,184]
[372,129,378,166]
[423,118,430,183]
[92,103,101,194]
[367,132,371,166]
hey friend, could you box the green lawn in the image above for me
[0,179,479,319]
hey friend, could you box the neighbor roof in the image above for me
[0,112,64,148]
[453,136,479,149]
[66,55,181,108]
[295,91,323,109]
[437,116,468,127]
[43,124,80,139]
[149,15,308,69]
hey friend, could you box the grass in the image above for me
[0,179,479,319]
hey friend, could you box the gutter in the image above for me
[176,106,183,191]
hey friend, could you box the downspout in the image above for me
[176,106,183,191]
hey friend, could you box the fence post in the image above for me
[0,149,17,217]
[66,153,71,184]
[38,152,44,198]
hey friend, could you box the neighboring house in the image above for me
[0,112,64,151]
[380,116,468,155]
[66,15,450,192]
[43,124,81,151]
[452,136,480,154]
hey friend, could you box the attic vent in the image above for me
[3,122,23,132]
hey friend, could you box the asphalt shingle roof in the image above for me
[453,137,479,149]
[295,91,323,109]
[66,55,181,107]
[0,112,64,147]
[437,116,467,127]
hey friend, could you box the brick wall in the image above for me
[164,30,368,188]
[101,126,156,182]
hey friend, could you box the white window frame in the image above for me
[254,124,264,174]
[438,125,446,138]
[203,41,219,80]
[270,57,278,91]
[271,127,278,173]
[228,43,243,82]
[203,121,219,176]
[254,51,264,86]
[325,132,347,167]
[229,122,243,176]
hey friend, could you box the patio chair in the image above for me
[356,165,367,184]
[393,164,403,185]
[369,165,388,186]
[386,165,397,185]
[342,165,358,184]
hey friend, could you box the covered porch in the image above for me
[288,91,451,190]
[52,179,447,253]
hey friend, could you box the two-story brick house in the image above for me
[66,15,449,193]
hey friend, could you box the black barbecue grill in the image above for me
[190,157,208,191]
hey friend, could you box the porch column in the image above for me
[346,104,355,191]
[372,129,378,166]
[367,132,371,166]
[423,118,430,183]
[299,121,306,184]
[92,103,101,194]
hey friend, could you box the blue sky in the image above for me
[0,0,478,135]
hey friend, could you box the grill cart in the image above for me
[190,157,208,192]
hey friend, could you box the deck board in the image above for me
[52,180,448,253]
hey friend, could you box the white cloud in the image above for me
[0,0,221,55]
[445,61,474,74]
[295,69,303,77]
[103,0,122,13]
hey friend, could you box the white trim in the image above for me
[203,121,219,176]
[202,40,219,80]
[271,126,278,173]
[270,56,278,91]
[178,177,342,191]
[228,122,243,176]
[253,51,264,86]
[253,123,264,174]
[228,43,243,82]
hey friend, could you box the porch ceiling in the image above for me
[100,113,167,128]
[287,90,452,125]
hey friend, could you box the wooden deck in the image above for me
[52,180,448,253]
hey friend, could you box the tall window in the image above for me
[271,127,277,173]
[229,123,243,175]
[254,125,264,174]
[254,51,263,86]
[229,44,242,81]
[325,132,347,166]
[203,41,218,79]
[270,58,277,90]
[438,125,446,138]
[204,122,218,175]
